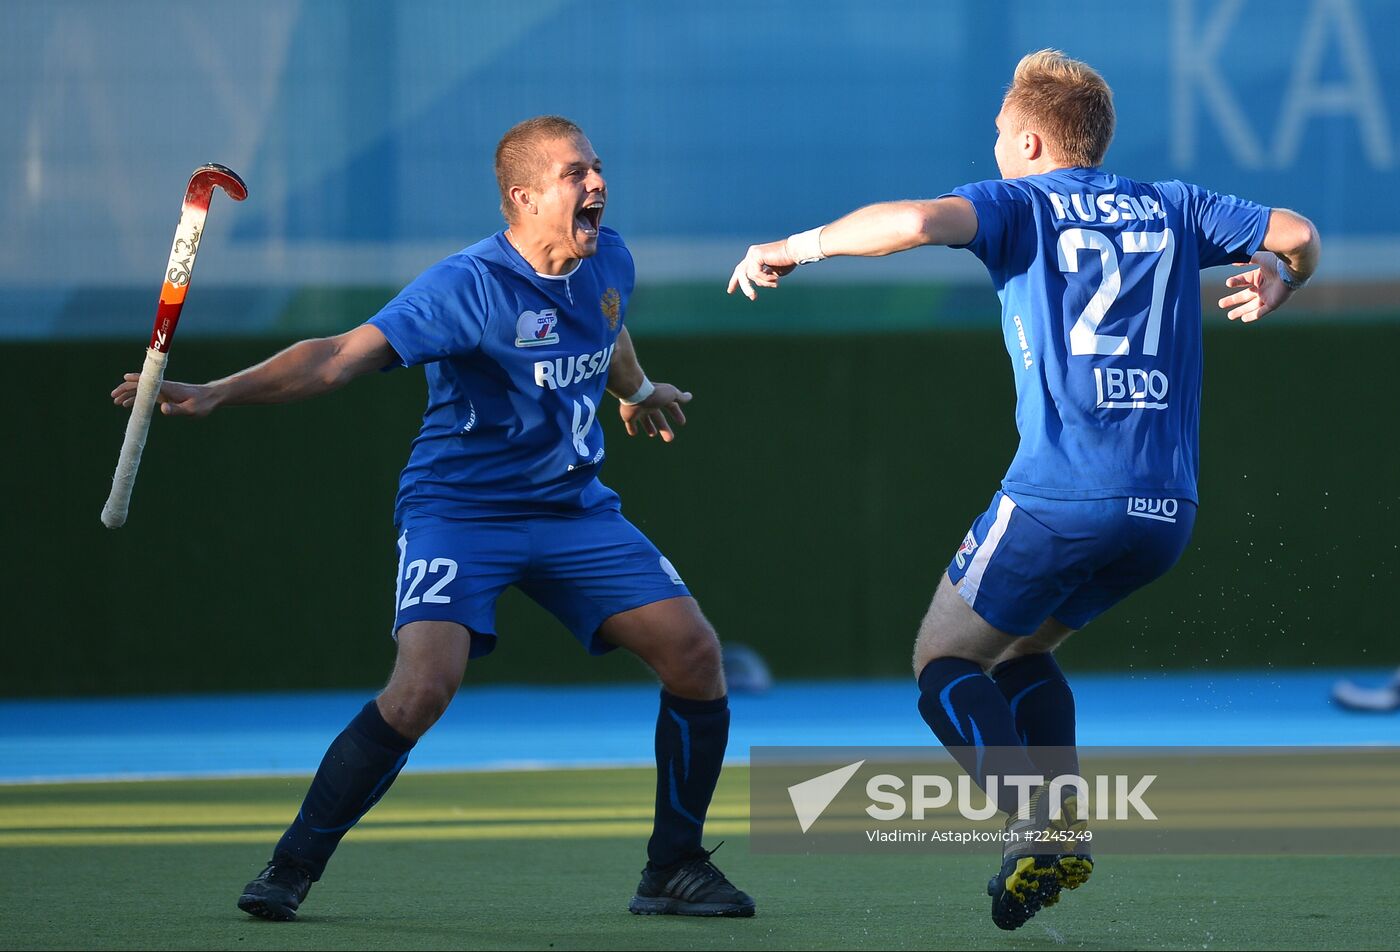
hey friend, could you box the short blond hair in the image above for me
[1002,50,1114,168]
[495,116,584,223]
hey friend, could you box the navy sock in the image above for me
[648,690,729,869]
[273,700,415,880]
[991,653,1080,779]
[916,658,1041,814]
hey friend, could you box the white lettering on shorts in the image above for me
[1126,497,1180,523]
[399,557,459,609]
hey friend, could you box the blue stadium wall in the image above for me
[4,1,1398,695]
[2,0,1397,335]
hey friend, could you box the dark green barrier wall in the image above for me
[10,321,1396,697]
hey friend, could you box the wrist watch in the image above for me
[1274,256,1308,291]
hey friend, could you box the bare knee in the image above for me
[602,597,726,700]
[377,621,471,740]
[376,679,456,741]
[655,623,725,700]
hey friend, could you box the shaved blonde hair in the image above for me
[495,115,584,223]
[1003,50,1115,168]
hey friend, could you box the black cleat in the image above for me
[237,861,313,921]
[988,853,1062,930]
[1054,851,1094,892]
[628,844,755,917]
[986,787,1093,931]
[1022,853,1095,911]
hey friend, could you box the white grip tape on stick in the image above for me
[101,347,168,528]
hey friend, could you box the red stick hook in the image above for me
[184,163,248,207]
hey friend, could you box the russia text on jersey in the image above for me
[1048,192,1168,225]
[534,343,617,390]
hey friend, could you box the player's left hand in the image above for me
[727,240,797,301]
[1218,251,1292,323]
[619,383,691,442]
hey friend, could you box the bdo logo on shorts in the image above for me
[1126,497,1180,523]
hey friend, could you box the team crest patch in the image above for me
[600,288,621,330]
[515,308,560,347]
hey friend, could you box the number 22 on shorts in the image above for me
[399,558,458,609]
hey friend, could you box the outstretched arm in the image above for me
[111,323,398,417]
[727,197,979,300]
[606,327,692,442]
[1217,208,1321,323]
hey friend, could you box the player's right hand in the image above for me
[727,240,797,301]
[111,374,217,417]
[619,382,691,442]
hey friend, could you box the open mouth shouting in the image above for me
[576,200,605,239]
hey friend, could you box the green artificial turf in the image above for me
[1,766,1394,951]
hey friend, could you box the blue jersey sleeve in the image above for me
[367,257,490,367]
[1176,182,1271,269]
[945,179,1034,272]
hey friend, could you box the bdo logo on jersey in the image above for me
[1094,367,1169,410]
[954,530,979,570]
[515,309,560,348]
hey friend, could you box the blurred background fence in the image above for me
[4,0,1396,695]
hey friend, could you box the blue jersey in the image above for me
[949,168,1270,504]
[368,227,634,523]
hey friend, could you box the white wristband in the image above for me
[1274,256,1308,291]
[786,226,826,265]
[621,377,655,405]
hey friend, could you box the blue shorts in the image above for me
[945,490,1197,636]
[392,508,691,658]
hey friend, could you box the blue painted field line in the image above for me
[1,670,1396,783]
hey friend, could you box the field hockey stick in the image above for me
[101,163,247,529]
